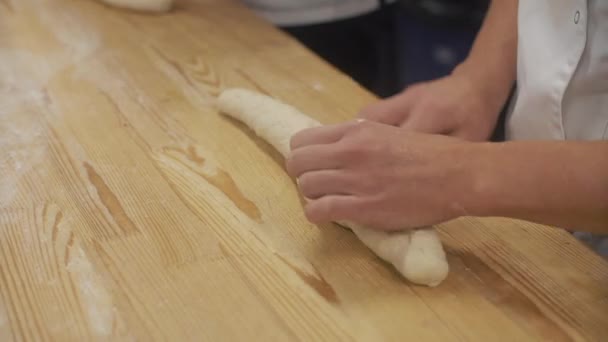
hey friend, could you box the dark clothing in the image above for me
[281,4,400,97]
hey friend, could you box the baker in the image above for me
[285,0,608,256]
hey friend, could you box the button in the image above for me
[574,10,580,24]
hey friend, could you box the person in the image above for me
[242,0,400,97]
[284,0,608,255]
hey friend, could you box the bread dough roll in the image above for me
[217,88,449,287]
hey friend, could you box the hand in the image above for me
[285,119,477,231]
[358,71,503,141]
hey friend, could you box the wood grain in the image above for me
[1,0,607,340]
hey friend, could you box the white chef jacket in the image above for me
[506,0,608,141]
[505,0,608,254]
[242,0,395,26]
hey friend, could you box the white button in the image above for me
[574,10,580,24]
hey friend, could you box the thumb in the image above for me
[357,91,414,126]
[401,106,452,135]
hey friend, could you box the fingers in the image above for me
[358,96,409,126]
[401,116,451,135]
[287,121,366,178]
[290,122,355,151]
[357,87,419,126]
[399,101,456,135]
[286,144,342,178]
[298,170,357,199]
[303,195,363,224]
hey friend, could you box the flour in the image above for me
[37,6,101,62]
[66,246,114,337]
[0,303,11,341]
[0,102,47,207]
[0,5,100,207]
[0,304,7,330]
[311,81,325,92]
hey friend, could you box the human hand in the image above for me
[358,71,503,141]
[286,119,478,231]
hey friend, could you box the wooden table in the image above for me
[1,0,607,340]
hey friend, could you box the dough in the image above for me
[98,0,173,12]
[217,88,449,287]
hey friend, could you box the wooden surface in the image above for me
[1,0,608,340]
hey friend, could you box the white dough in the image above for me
[98,0,173,12]
[217,88,449,287]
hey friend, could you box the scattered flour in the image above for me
[66,246,114,338]
[0,5,100,207]
[0,303,7,329]
[0,5,140,340]
[0,303,12,341]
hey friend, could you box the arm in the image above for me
[283,118,607,237]
[359,0,519,141]
[452,0,519,116]
[468,141,608,234]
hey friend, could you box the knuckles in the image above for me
[285,120,394,178]
[335,121,383,161]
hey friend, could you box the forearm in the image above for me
[465,140,608,234]
[453,0,518,114]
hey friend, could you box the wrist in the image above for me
[452,60,514,116]
[441,140,494,219]
[460,141,543,220]
[456,141,506,219]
